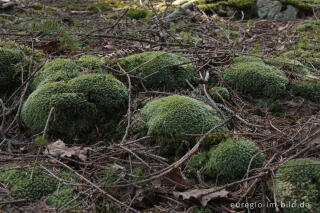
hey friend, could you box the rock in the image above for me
[257,0,282,19]
[257,0,298,20]
[165,2,197,22]
[275,5,298,20]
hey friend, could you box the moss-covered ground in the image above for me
[1,0,320,212]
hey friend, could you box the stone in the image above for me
[257,0,298,20]
[275,5,298,20]
[257,0,282,19]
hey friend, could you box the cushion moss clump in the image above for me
[22,73,128,139]
[296,20,320,31]
[0,48,23,95]
[117,51,195,91]
[198,0,257,18]
[223,62,289,98]
[282,50,320,70]
[127,8,152,19]
[275,158,320,213]
[67,74,128,115]
[204,138,264,183]
[279,0,313,14]
[141,95,224,157]
[264,57,310,76]
[31,58,81,91]
[22,82,97,138]
[77,54,104,70]
[0,165,76,208]
[232,55,263,64]
[0,40,45,67]
[209,86,230,102]
[291,81,320,103]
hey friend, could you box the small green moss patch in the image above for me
[117,51,195,91]
[204,138,264,183]
[127,8,152,19]
[141,95,224,157]
[0,165,76,208]
[223,62,289,98]
[292,81,320,103]
[276,158,320,213]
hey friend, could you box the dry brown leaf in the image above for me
[38,40,62,53]
[173,188,229,206]
[163,167,192,190]
[44,140,89,161]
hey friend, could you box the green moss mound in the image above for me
[22,82,97,138]
[127,8,152,19]
[22,74,128,139]
[117,51,195,91]
[279,0,313,14]
[264,57,310,76]
[67,73,128,116]
[291,81,320,103]
[204,138,264,183]
[282,50,320,70]
[141,95,224,156]
[232,55,263,64]
[209,86,230,102]
[223,62,289,98]
[77,54,103,70]
[31,58,81,91]
[0,41,45,95]
[0,48,23,95]
[296,20,320,31]
[0,40,45,66]
[198,0,257,18]
[0,165,76,208]
[276,158,320,213]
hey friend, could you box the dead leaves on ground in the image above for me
[173,188,229,206]
[44,139,88,161]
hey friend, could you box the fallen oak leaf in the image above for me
[44,139,89,161]
[173,188,229,206]
[163,167,192,190]
[38,40,62,54]
[71,146,89,161]
[44,139,67,156]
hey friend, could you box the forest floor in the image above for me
[0,0,320,212]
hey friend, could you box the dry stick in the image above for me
[46,155,140,213]
[282,122,320,156]
[116,144,151,169]
[0,199,28,205]
[122,136,151,146]
[40,165,84,187]
[238,153,277,204]
[270,169,280,212]
[216,102,264,128]
[118,63,132,145]
[203,82,226,121]
[4,81,30,134]
[42,107,55,139]
[31,107,54,179]
[115,120,228,187]
[0,99,5,132]
[109,8,129,30]
[197,71,262,128]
